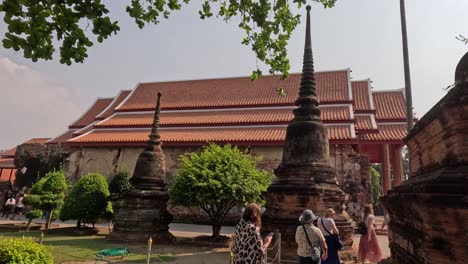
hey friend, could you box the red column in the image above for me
[392,145,404,187]
[381,144,391,193]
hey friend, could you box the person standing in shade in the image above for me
[358,205,382,263]
[296,209,328,264]
[231,203,272,264]
[318,209,341,264]
[10,194,24,220]
[2,196,16,218]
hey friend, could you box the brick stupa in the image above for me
[108,93,175,243]
[262,5,353,259]
[381,52,468,263]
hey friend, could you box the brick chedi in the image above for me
[382,52,468,263]
[262,6,353,260]
[108,93,175,243]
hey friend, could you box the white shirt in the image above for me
[318,217,335,236]
[5,198,16,206]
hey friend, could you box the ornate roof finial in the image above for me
[293,5,321,121]
[146,92,162,150]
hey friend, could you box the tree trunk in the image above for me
[212,224,222,240]
[46,209,53,230]
[26,218,33,231]
[76,219,81,229]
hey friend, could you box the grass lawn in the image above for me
[0,230,176,263]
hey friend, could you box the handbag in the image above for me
[302,225,321,263]
[357,221,368,235]
[320,218,344,250]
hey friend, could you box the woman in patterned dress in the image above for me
[232,203,272,264]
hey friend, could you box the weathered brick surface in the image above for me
[382,62,468,264]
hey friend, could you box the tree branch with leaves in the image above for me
[0,0,336,78]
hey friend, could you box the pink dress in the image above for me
[358,214,382,262]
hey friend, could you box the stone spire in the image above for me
[146,92,162,151]
[262,7,354,259]
[131,92,166,189]
[108,92,174,243]
[279,5,331,169]
[293,5,321,122]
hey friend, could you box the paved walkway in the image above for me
[0,218,390,262]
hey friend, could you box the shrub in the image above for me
[60,173,112,227]
[170,144,274,238]
[23,170,67,229]
[108,170,132,212]
[370,166,382,207]
[0,238,53,264]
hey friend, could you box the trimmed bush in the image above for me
[23,170,67,229]
[60,173,112,227]
[108,170,132,212]
[0,238,53,264]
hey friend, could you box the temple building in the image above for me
[47,70,410,218]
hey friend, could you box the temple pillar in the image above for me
[392,144,404,187]
[381,144,391,193]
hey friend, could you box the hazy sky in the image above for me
[0,0,467,150]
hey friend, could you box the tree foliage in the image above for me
[0,0,336,78]
[108,170,132,212]
[370,166,382,208]
[60,173,112,227]
[23,170,67,229]
[170,144,274,238]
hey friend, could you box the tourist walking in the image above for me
[296,209,328,264]
[358,205,382,263]
[2,196,16,218]
[10,194,24,220]
[231,203,272,264]
[318,209,341,264]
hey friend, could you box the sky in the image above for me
[0,0,467,150]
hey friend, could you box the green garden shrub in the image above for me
[108,170,132,212]
[60,173,112,227]
[0,238,53,264]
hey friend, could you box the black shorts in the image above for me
[14,207,23,214]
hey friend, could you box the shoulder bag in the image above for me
[302,225,320,263]
[320,218,344,250]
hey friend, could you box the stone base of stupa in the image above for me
[107,189,175,243]
[262,164,354,261]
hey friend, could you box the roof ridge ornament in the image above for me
[293,5,321,122]
[146,92,162,150]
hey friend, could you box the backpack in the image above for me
[357,221,367,235]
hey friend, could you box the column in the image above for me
[381,144,391,193]
[392,145,404,187]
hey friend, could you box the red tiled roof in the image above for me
[373,90,406,121]
[69,98,114,128]
[352,80,374,112]
[96,106,352,128]
[47,130,77,144]
[355,115,377,131]
[0,168,16,182]
[1,147,16,158]
[68,125,356,145]
[117,71,351,111]
[95,90,131,120]
[362,124,407,141]
[0,158,15,169]
[23,138,50,144]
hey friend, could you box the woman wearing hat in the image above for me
[296,209,328,264]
